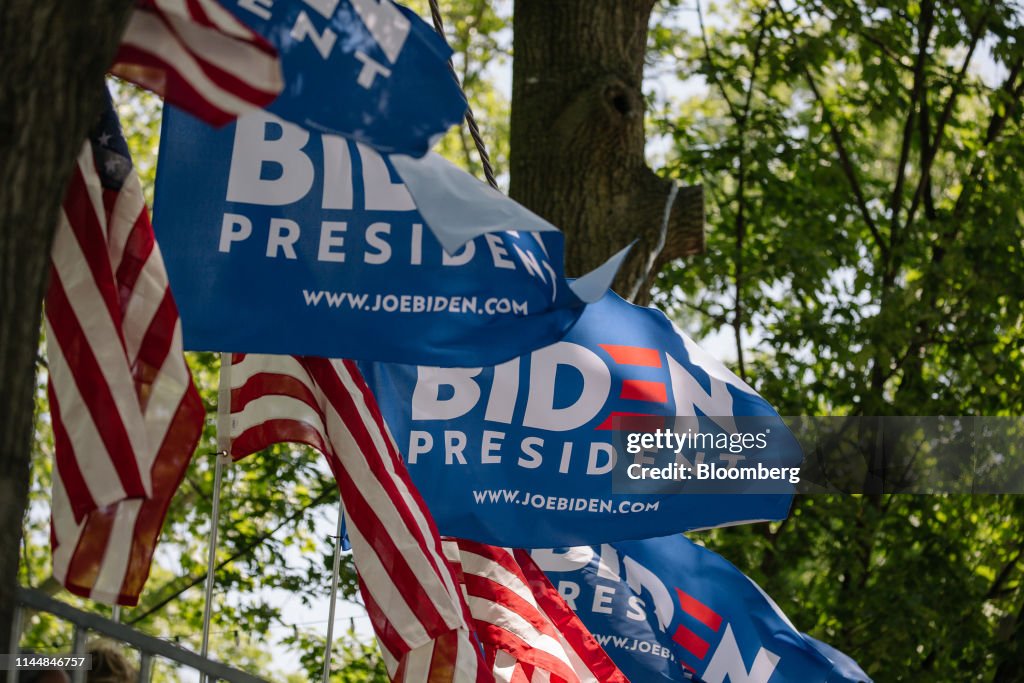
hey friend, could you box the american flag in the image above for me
[230,355,626,681]
[46,88,205,605]
[111,0,282,126]
[230,354,489,681]
[444,540,628,683]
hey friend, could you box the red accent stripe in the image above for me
[595,411,662,431]
[672,624,711,660]
[599,344,662,367]
[676,587,723,632]
[620,379,668,403]
[46,276,147,501]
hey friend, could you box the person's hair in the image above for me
[14,651,68,683]
[17,672,68,683]
[86,640,136,683]
[16,671,69,679]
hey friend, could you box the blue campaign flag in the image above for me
[153,106,620,366]
[339,514,351,552]
[389,152,561,254]
[360,292,804,547]
[802,634,873,682]
[225,0,465,155]
[533,535,872,683]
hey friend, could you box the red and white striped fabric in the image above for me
[445,540,628,683]
[111,0,282,126]
[230,354,489,681]
[46,91,204,605]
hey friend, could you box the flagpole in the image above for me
[321,505,346,683]
[200,352,232,682]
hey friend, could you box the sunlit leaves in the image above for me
[652,0,1024,678]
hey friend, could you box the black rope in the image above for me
[427,0,500,190]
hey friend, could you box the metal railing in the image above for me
[9,588,269,683]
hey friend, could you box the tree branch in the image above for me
[903,8,991,234]
[984,540,1024,602]
[675,299,731,328]
[774,0,889,263]
[888,0,933,257]
[731,9,770,381]
[918,68,936,222]
[806,69,889,262]
[696,0,740,123]
[127,486,337,625]
[892,56,1024,406]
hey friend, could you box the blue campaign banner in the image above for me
[224,0,465,155]
[802,635,873,683]
[360,292,804,547]
[153,105,597,366]
[534,536,872,683]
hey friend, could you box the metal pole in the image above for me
[138,652,153,682]
[320,506,346,683]
[6,605,22,683]
[201,353,233,683]
[71,626,87,683]
[112,606,121,623]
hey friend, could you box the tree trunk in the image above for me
[0,1,134,650]
[509,0,704,305]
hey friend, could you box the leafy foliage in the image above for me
[650,0,1024,679]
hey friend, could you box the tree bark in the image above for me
[509,0,704,305]
[0,1,134,650]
